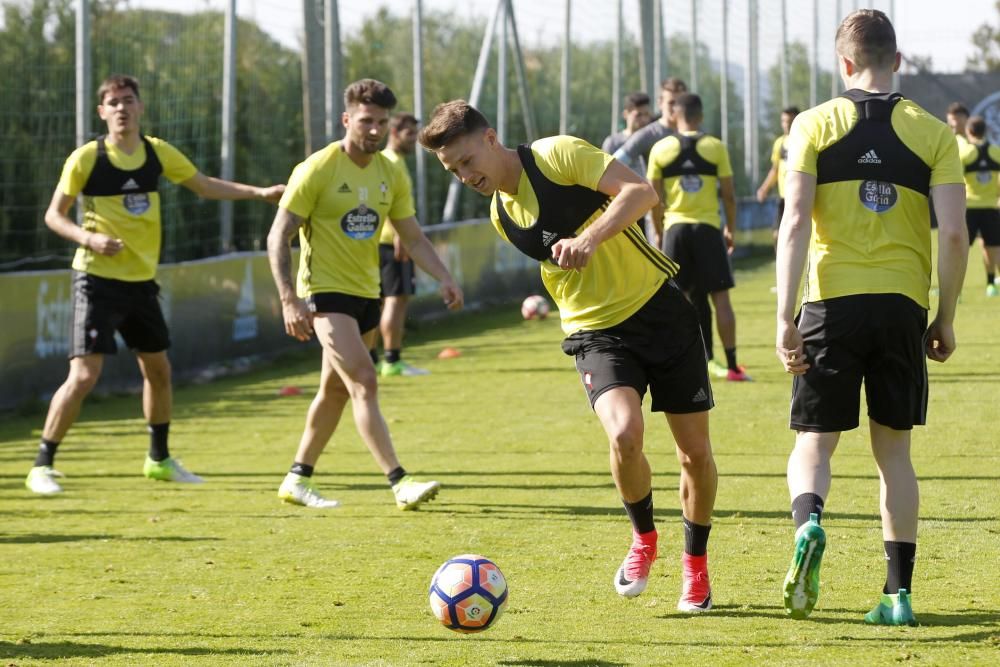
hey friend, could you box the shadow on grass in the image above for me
[0,534,222,544]
[499,661,627,667]
[0,640,273,660]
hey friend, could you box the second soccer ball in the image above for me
[521,295,550,320]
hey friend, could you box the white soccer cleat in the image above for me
[391,475,440,510]
[26,466,64,495]
[278,473,341,508]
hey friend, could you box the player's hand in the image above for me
[755,186,768,203]
[393,234,409,262]
[776,320,810,375]
[87,233,124,256]
[925,317,956,363]
[440,280,464,311]
[551,236,595,270]
[723,226,735,256]
[258,184,286,204]
[281,297,314,341]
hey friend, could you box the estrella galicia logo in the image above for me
[123,192,151,215]
[680,174,703,193]
[859,180,897,213]
[341,204,379,239]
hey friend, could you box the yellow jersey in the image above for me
[378,147,414,245]
[771,134,789,198]
[647,131,733,229]
[960,139,1000,209]
[61,136,198,281]
[490,135,678,335]
[280,141,415,299]
[786,91,962,309]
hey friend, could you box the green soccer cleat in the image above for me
[987,284,998,298]
[707,359,729,379]
[783,512,826,619]
[143,456,204,483]
[864,589,919,626]
[380,360,431,377]
[391,475,440,510]
[25,466,64,495]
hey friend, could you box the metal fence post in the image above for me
[611,0,621,137]
[76,0,91,226]
[720,0,728,146]
[810,0,819,107]
[832,0,842,99]
[745,0,759,192]
[498,0,508,144]
[780,0,789,108]
[325,0,343,143]
[413,0,427,224]
[560,0,571,135]
[690,0,698,91]
[220,0,236,253]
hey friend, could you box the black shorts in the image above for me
[379,244,416,297]
[966,208,1000,246]
[773,198,785,230]
[308,292,381,334]
[790,294,928,432]
[70,271,170,358]
[663,223,735,294]
[561,281,714,414]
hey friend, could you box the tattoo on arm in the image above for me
[267,208,304,299]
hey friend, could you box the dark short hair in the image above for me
[660,77,687,93]
[968,115,988,139]
[390,112,419,132]
[624,92,650,111]
[674,93,703,122]
[835,9,896,70]
[344,78,397,111]
[947,102,970,117]
[782,106,800,117]
[418,100,491,150]
[97,74,140,104]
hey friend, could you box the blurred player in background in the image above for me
[776,10,967,625]
[757,106,800,252]
[25,74,284,496]
[961,114,1000,295]
[421,100,719,612]
[601,92,653,165]
[267,79,462,510]
[612,78,687,183]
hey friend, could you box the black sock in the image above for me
[34,438,60,467]
[683,517,712,556]
[385,349,401,364]
[290,462,314,477]
[989,272,996,287]
[724,347,738,372]
[387,466,408,486]
[791,492,825,529]
[622,490,655,535]
[148,423,170,462]
[369,349,379,365]
[883,541,916,594]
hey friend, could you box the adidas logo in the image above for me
[122,178,139,191]
[541,230,559,246]
[692,387,708,402]
[682,159,696,169]
[337,182,351,193]
[857,149,882,164]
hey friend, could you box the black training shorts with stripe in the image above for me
[70,271,170,358]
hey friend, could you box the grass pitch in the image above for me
[1,253,998,666]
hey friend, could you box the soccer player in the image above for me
[612,78,687,179]
[267,79,463,510]
[757,106,800,250]
[601,92,653,163]
[647,93,749,382]
[961,115,1000,295]
[420,100,719,611]
[373,112,429,376]
[775,10,967,625]
[946,102,970,147]
[24,74,285,496]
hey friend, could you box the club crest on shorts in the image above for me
[341,204,380,240]
[858,180,897,213]
[584,371,593,390]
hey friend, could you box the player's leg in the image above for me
[379,253,426,376]
[134,350,200,483]
[694,223,746,381]
[708,289,748,381]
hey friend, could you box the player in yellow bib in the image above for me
[960,115,1000,296]
[775,10,967,624]
[757,107,800,250]
[24,74,284,496]
[421,100,720,612]
[647,93,748,382]
[266,79,463,510]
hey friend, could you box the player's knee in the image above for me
[346,366,379,401]
[142,360,172,389]
[676,438,713,468]
[66,365,100,396]
[609,422,644,461]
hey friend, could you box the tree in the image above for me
[968,1,1000,72]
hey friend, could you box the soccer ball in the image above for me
[428,554,508,633]
[521,295,550,320]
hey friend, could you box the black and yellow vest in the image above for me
[964,141,1000,174]
[657,132,718,180]
[82,135,163,198]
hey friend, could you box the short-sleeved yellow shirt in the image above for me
[787,95,963,308]
[960,140,1000,209]
[771,135,789,198]
[280,141,415,299]
[377,147,415,245]
[647,132,733,229]
[490,136,678,335]
[62,136,198,281]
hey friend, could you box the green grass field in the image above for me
[2,254,999,666]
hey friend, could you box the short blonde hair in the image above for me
[835,9,897,70]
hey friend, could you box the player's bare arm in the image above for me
[44,188,123,256]
[719,176,737,254]
[927,182,969,362]
[266,207,313,341]
[649,176,667,249]
[756,164,778,202]
[775,170,814,375]
[392,216,464,310]
[181,172,285,203]
[550,160,658,270]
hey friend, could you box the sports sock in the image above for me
[724,347,739,372]
[34,438,60,467]
[385,349,401,364]
[369,349,379,365]
[387,466,408,486]
[988,272,995,287]
[622,490,655,535]
[791,492,824,529]
[883,541,916,594]
[682,517,712,556]
[147,423,170,462]
[289,462,314,477]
